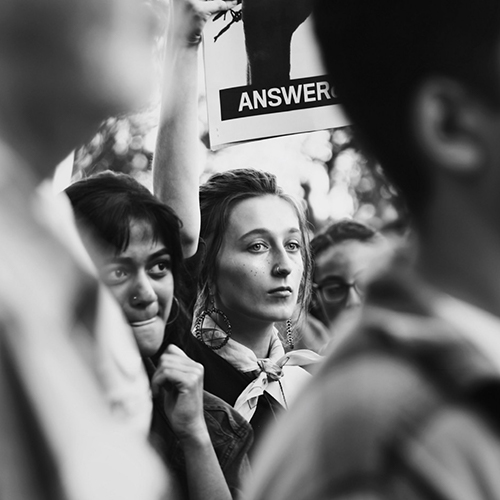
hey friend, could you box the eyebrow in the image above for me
[105,248,171,265]
[239,227,301,241]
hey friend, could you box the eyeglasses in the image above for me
[313,278,363,303]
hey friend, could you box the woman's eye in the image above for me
[149,260,171,277]
[286,241,301,251]
[249,242,268,252]
[102,267,128,285]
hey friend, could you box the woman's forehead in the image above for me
[120,218,169,253]
[226,195,300,235]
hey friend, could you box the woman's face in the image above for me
[215,195,304,326]
[97,220,174,357]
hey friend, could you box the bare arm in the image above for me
[153,0,235,258]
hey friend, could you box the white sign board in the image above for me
[203,4,349,149]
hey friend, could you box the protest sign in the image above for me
[203,2,349,149]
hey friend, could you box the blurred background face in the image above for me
[313,239,384,328]
[215,195,304,329]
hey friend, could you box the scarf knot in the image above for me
[193,317,321,421]
[257,359,283,382]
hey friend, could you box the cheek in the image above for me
[325,301,345,322]
[292,256,305,284]
[156,275,174,306]
[217,261,266,295]
[296,256,305,276]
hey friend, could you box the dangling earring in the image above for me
[166,296,180,325]
[194,296,232,350]
[286,319,294,350]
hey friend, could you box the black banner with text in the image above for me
[219,75,340,121]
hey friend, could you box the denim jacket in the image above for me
[145,358,253,500]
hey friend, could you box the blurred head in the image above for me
[0,0,156,175]
[311,220,387,328]
[313,0,500,223]
[66,171,184,357]
[197,169,312,337]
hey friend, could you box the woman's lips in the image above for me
[268,286,293,297]
[130,317,157,327]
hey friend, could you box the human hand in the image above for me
[171,0,239,46]
[151,344,208,443]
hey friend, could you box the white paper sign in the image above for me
[203,3,349,149]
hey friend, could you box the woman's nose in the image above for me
[272,253,293,277]
[130,272,156,306]
[272,263,291,276]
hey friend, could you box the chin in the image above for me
[132,324,165,357]
[268,310,295,323]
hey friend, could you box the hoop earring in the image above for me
[286,319,294,350]
[194,305,232,350]
[166,296,180,325]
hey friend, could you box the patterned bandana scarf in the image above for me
[194,317,321,421]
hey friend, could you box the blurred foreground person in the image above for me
[246,1,500,499]
[0,0,171,498]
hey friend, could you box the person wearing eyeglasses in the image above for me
[299,219,392,352]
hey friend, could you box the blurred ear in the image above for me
[411,77,485,175]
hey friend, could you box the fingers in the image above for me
[165,343,189,357]
[151,345,209,439]
[151,345,204,396]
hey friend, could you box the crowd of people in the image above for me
[3,0,500,499]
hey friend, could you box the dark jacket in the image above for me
[145,358,253,500]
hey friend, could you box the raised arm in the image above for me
[153,0,235,258]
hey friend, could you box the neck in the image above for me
[232,328,276,359]
[216,308,276,358]
[417,180,500,318]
